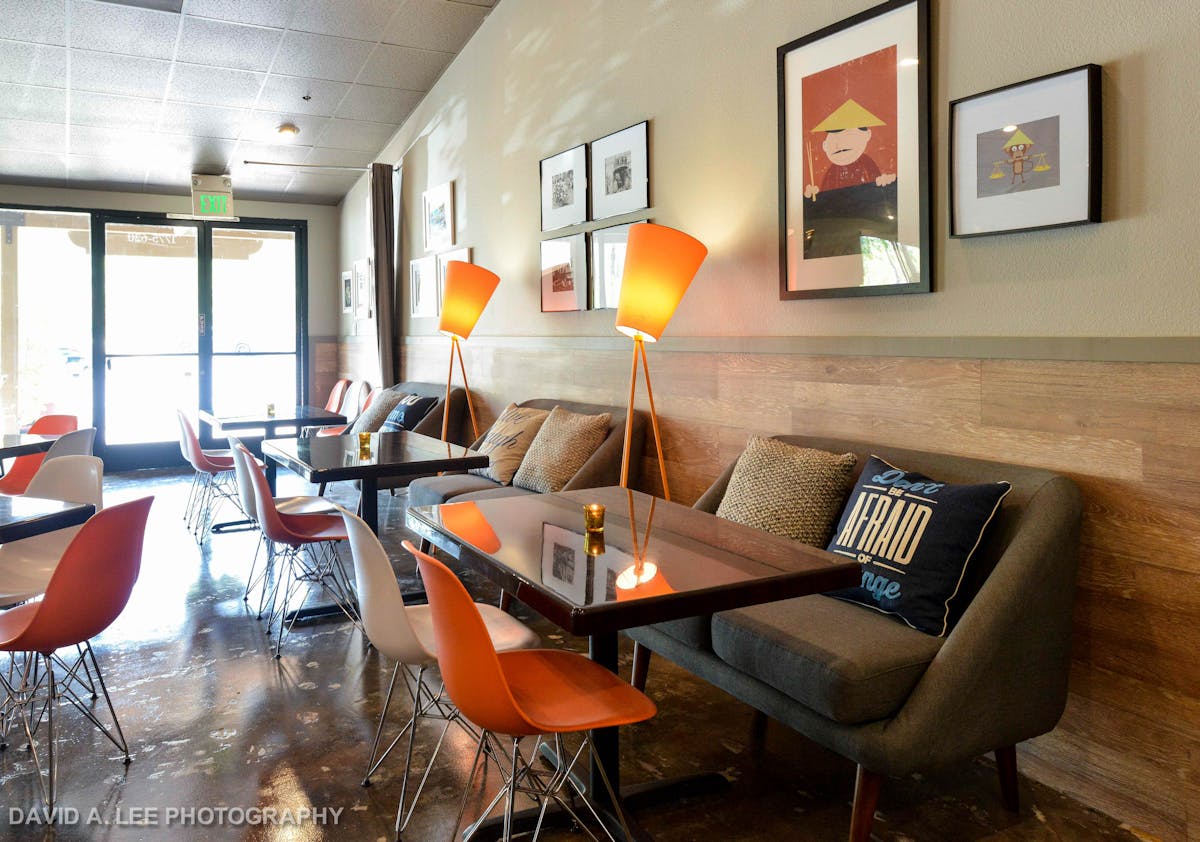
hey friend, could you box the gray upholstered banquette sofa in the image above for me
[407,398,647,506]
[626,434,1083,842]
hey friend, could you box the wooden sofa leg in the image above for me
[849,765,883,842]
[498,590,513,613]
[631,643,652,691]
[750,709,768,744]
[317,482,327,496]
[995,745,1019,812]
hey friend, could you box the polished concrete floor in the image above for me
[0,467,1138,841]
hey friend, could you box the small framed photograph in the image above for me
[541,524,589,604]
[436,247,472,311]
[589,219,647,310]
[590,121,648,220]
[422,181,454,251]
[540,144,587,231]
[353,257,372,319]
[410,256,438,318]
[340,271,353,314]
[540,233,587,313]
[950,64,1101,237]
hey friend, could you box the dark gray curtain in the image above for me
[369,162,398,385]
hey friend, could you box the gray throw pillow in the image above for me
[513,406,611,494]
[348,390,406,434]
[716,436,857,547]
[468,403,551,485]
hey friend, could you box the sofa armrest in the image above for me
[693,460,738,513]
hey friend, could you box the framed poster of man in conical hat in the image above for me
[777,0,930,300]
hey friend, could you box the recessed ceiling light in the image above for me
[277,122,301,140]
[1003,124,1019,133]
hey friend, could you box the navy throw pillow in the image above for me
[825,455,1011,636]
[381,395,437,433]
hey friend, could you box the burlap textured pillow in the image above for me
[468,403,550,485]
[715,436,857,546]
[513,406,611,493]
[348,390,406,433]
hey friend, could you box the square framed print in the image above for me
[589,219,647,310]
[540,233,588,312]
[950,64,1101,237]
[422,181,454,252]
[340,271,353,314]
[590,121,648,220]
[409,256,438,318]
[436,247,472,311]
[540,144,587,231]
[778,0,931,300]
[353,257,372,319]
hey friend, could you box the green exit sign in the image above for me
[190,174,235,218]
[197,193,228,215]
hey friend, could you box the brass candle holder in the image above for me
[584,503,605,533]
[357,431,372,459]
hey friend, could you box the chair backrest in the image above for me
[176,410,227,474]
[234,442,298,546]
[341,380,372,418]
[324,378,351,413]
[0,414,80,495]
[227,436,257,521]
[44,427,96,460]
[342,513,432,663]
[3,496,153,655]
[28,414,77,435]
[25,455,104,508]
[405,540,537,735]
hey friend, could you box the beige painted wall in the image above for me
[339,0,1200,349]
[0,182,341,337]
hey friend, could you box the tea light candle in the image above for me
[584,530,606,556]
[584,503,605,532]
[358,431,372,458]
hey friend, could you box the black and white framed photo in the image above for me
[409,256,438,318]
[541,524,590,603]
[422,181,454,251]
[353,257,372,319]
[589,219,647,309]
[590,121,648,220]
[540,233,588,313]
[778,0,931,299]
[950,64,1101,237]
[436,247,472,311]
[540,145,587,231]
[341,271,353,314]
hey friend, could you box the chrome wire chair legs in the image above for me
[184,469,237,542]
[261,541,360,658]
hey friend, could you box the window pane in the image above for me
[211,228,296,353]
[0,208,93,431]
[105,355,198,444]
[212,354,298,434]
[104,224,198,356]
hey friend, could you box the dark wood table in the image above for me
[406,486,860,842]
[0,495,95,544]
[0,434,58,461]
[199,405,346,491]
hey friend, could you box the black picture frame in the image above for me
[777,0,931,300]
[949,64,1101,238]
[589,121,649,221]
[540,144,588,232]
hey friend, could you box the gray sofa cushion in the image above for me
[645,616,711,650]
[407,474,504,507]
[712,594,943,726]
[455,486,536,503]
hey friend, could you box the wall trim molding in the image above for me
[398,334,1200,364]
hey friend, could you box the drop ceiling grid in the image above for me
[0,0,495,203]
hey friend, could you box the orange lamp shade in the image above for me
[615,223,707,342]
[438,501,501,554]
[439,261,500,340]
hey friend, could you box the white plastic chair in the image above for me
[340,510,539,834]
[43,428,96,460]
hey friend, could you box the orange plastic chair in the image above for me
[316,387,381,438]
[406,541,657,841]
[324,378,352,413]
[0,496,154,813]
[0,414,77,496]
[176,410,251,540]
[236,443,355,657]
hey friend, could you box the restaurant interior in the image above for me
[0,1,1196,840]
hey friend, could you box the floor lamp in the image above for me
[614,223,708,501]
[438,260,500,442]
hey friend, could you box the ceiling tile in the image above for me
[241,110,328,144]
[69,0,180,60]
[187,136,238,169]
[70,91,163,131]
[358,43,449,90]
[383,0,488,53]
[335,83,421,123]
[289,0,399,42]
[233,141,313,169]
[0,0,67,46]
[228,168,294,189]
[69,125,190,170]
[316,117,397,152]
[142,177,191,196]
[256,74,349,117]
[272,31,373,83]
[304,147,375,168]
[70,50,173,98]
[0,83,67,124]
[168,62,264,109]
[176,17,283,72]
[68,154,150,183]
[181,0,294,28]
[0,119,66,154]
[158,101,249,139]
[0,149,67,181]
[0,41,68,87]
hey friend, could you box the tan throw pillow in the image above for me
[715,436,857,546]
[468,403,550,485]
[513,406,612,493]
[348,390,406,433]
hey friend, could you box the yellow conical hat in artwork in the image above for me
[812,98,886,132]
[1002,129,1034,150]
